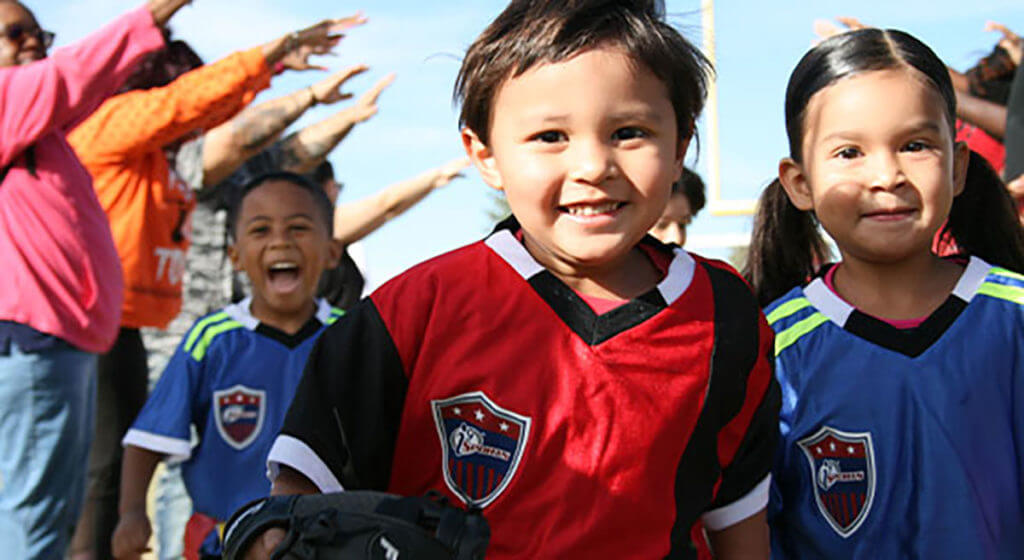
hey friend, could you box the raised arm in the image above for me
[200,65,369,188]
[332,157,469,245]
[277,73,395,173]
[0,3,170,165]
[146,0,192,27]
[68,15,366,164]
[956,89,1008,139]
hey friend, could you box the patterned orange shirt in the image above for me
[69,47,271,329]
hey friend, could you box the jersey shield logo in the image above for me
[213,385,266,450]
[798,426,876,538]
[431,391,531,508]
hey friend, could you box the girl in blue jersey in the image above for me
[744,29,1024,558]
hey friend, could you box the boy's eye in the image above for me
[612,127,647,141]
[531,130,566,143]
[248,225,269,235]
[836,147,861,159]
[902,140,930,152]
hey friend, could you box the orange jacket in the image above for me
[69,47,271,329]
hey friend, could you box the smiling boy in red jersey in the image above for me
[254,1,780,558]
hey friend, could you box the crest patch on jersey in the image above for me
[213,385,266,450]
[798,426,876,538]
[431,391,531,508]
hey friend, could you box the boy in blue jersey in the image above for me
[111,172,342,560]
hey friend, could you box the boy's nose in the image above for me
[569,140,616,184]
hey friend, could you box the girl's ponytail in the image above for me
[744,179,831,307]
[944,150,1024,272]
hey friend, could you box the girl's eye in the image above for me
[249,226,269,235]
[836,147,861,159]
[612,127,647,141]
[531,130,565,143]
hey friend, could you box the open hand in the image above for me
[111,510,152,560]
[429,157,472,189]
[347,73,397,123]
[812,16,869,43]
[280,13,369,71]
[310,65,369,105]
[986,21,1023,66]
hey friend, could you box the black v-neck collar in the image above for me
[485,217,694,346]
[223,297,335,349]
[803,258,990,358]
[255,316,323,349]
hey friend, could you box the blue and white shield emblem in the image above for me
[798,426,876,538]
[431,392,531,508]
[213,385,266,450]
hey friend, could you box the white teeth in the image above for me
[269,262,298,270]
[565,202,620,216]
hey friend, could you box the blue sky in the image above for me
[30,0,1024,287]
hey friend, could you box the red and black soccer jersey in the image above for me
[268,220,780,559]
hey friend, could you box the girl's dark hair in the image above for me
[227,171,334,240]
[454,0,712,145]
[941,151,1024,271]
[119,38,203,94]
[672,167,706,215]
[744,28,1024,306]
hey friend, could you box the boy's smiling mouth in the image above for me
[267,261,302,293]
[559,201,626,219]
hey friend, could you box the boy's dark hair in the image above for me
[744,28,1024,306]
[454,0,712,145]
[307,161,336,188]
[227,171,335,240]
[119,37,203,94]
[671,167,706,215]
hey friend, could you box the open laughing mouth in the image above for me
[267,261,302,293]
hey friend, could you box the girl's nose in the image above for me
[867,152,906,191]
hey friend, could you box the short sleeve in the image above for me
[122,334,202,462]
[702,313,781,529]
[267,298,409,491]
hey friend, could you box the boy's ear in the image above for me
[461,127,503,191]
[778,157,814,211]
[673,136,691,182]
[325,238,342,270]
[226,242,243,271]
[952,140,969,197]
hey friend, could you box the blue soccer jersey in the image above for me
[767,257,1024,559]
[123,298,342,521]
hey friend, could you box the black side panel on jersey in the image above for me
[278,298,408,490]
[664,263,765,560]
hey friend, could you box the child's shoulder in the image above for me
[371,237,504,300]
[763,283,815,335]
[685,251,760,304]
[973,260,1024,311]
[179,301,255,362]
